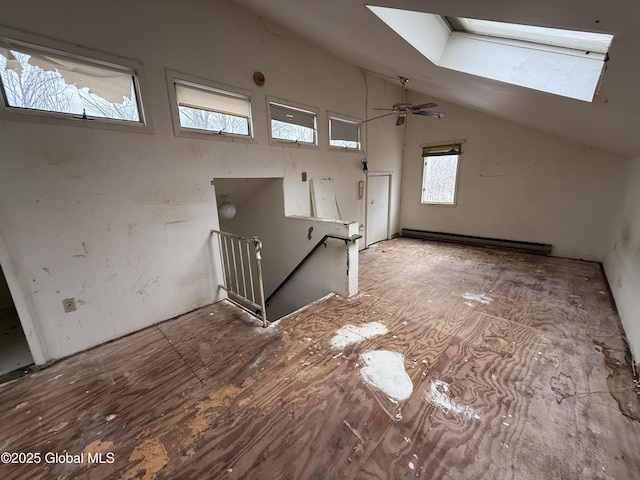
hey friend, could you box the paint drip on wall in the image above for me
[359,350,413,401]
[424,379,481,420]
[330,322,388,349]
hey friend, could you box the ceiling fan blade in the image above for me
[373,107,396,111]
[413,110,445,118]
[396,115,405,126]
[410,102,438,110]
[361,112,394,123]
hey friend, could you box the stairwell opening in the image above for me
[212,177,360,322]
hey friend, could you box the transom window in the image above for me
[269,101,317,145]
[329,116,361,150]
[175,81,251,136]
[0,39,142,123]
[421,144,461,205]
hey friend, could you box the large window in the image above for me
[269,101,317,145]
[421,144,461,205]
[329,116,361,150]
[0,39,143,123]
[175,81,251,136]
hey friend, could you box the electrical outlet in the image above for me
[63,298,76,313]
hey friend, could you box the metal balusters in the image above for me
[211,230,268,327]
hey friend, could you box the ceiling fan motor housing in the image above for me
[362,76,444,125]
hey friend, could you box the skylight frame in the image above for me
[447,17,613,54]
[366,5,614,102]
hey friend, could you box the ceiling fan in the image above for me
[363,77,444,126]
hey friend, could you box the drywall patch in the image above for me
[330,322,388,349]
[424,379,481,420]
[359,350,413,401]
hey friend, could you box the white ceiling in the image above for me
[231,0,640,158]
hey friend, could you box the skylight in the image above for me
[448,17,613,54]
[366,6,614,102]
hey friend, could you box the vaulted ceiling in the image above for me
[231,0,640,158]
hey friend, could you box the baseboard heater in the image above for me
[400,229,552,256]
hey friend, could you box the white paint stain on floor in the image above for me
[359,350,413,401]
[424,379,481,420]
[330,322,388,349]
[462,293,493,305]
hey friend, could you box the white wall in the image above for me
[362,73,405,239]
[0,0,397,362]
[604,157,640,359]
[400,93,626,261]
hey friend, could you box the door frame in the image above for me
[365,171,392,248]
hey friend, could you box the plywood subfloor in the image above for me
[0,238,638,479]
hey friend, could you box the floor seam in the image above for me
[155,324,205,385]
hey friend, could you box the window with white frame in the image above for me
[0,39,143,123]
[269,101,317,144]
[175,81,251,136]
[421,143,461,205]
[329,116,361,150]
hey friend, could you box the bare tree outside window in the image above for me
[174,81,251,136]
[0,49,141,122]
[330,139,359,149]
[270,119,315,143]
[77,84,140,121]
[178,105,249,135]
[329,117,360,149]
[269,102,317,144]
[421,154,459,204]
[0,52,73,112]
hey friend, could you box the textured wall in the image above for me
[604,157,640,359]
[400,94,626,261]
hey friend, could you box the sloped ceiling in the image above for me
[231,0,640,158]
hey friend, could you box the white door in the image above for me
[366,174,390,247]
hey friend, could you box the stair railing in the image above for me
[211,229,268,327]
[265,234,361,306]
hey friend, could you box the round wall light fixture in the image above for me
[218,201,237,219]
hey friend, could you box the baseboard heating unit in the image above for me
[400,229,552,256]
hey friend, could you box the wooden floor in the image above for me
[1,237,639,479]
